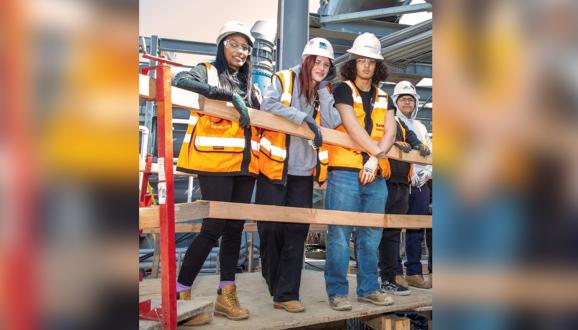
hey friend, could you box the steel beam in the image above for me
[320,3,432,24]
[277,0,309,69]
[388,63,432,80]
[142,36,217,56]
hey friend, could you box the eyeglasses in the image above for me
[398,96,415,103]
[356,58,377,65]
[224,39,252,54]
[314,60,331,70]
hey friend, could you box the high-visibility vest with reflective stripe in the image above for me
[327,80,391,178]
[258,70,328,184]
[176,63,259,176]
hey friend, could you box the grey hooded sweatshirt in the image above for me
[260,64,342,177]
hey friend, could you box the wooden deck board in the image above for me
[140,270,432,329]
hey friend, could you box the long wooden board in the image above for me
[141,222,329,234]
[139,201,431,230]
[139,74,432,165]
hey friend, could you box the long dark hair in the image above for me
[340,58,389,86]
[214,37,255,107]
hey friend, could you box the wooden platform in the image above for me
[140,270,432,329]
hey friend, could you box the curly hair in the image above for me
[339,59,389,85]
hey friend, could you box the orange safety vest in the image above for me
[176,63,259,176]
[258,69,328,184]
[327,80,391,178]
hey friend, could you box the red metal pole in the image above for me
[155,64,177,329]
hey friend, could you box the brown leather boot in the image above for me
[406,275,432,289]
[273,300,305,313]
[214,284,249,320]
[177,290,191,301]
[395,274,410,289]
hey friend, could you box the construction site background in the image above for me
[0,0,577,329]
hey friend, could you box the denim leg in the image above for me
[356,178,387,297]
[324,171,360,298]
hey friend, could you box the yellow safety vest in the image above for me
[327,80,391,179]
[176,63,259,176]
[258,69,328,184]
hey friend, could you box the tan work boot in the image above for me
[180,312,213,326]
[406,275,432,289]
[395,275,409,289]
[329,296,352,311]
[177,290,191,301]
[214,284,250,320]
[358,291,394,306]
[273,300,305,313]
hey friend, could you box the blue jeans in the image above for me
[324,170,387,298]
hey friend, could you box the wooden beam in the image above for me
[139,200,210,229]
[366,315,411,330]
[141,222,330,234]
[139,201,431,230]
[139,74,156,100]
[138,74,431,165]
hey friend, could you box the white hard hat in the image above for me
[216,21,255,47]
[302,37,335,60]
[392,80,420,104]
[347,32,384,60]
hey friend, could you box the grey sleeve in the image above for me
[260,76,307,125]
[318,87,342,129]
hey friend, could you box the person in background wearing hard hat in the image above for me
[172,21,261,323]
[323,32,397,311]
[391,81,433,290]
[378,81,431,296]
[256,37,342,313]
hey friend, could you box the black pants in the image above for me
[256,175,312,302]
[378,182,410,282]
[178,174,255,286]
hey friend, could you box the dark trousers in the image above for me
[178,175,255,286]
[396,184,431,275]
[256,175,312,302]
[378,182,409,282]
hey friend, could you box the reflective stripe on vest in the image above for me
[175,63,259,175]
[258,69,328,184]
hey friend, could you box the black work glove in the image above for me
[394,141,412,153]
[231,94,250,128]
[173,71,234,102]
[303,115,323,149]
[414,144,431,156]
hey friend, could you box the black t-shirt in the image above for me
[333,82,395,134]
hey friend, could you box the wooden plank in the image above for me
[138,300,213,330]
[139,201,431,230]
[139,278,213,330]
[138,75,431,165]
[147,270,432,329]
[199,98,431,165]
[139,201,210,229]
[141,220,330,234]
[208,201,431,229]
[366,315,411,330]
[139,74,156,100]
[139,160,189,176]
